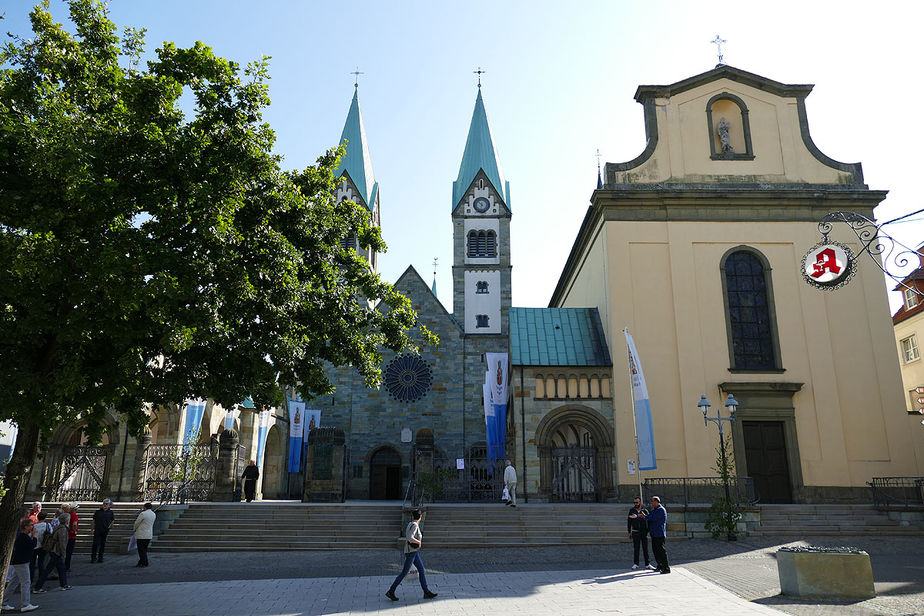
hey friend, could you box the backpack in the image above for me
[41,526,56,552]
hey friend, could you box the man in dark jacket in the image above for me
[641,495,670,574]
[627,496,654,570]
[5,518,38,612]
[241,460,259,502]
[91,498,115,563]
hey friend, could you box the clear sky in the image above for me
[4,1,921,312]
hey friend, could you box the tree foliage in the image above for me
[0,0,432,589]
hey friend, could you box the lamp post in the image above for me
[698,393,738,540]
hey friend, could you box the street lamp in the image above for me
[698,393,738,540]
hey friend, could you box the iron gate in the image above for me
[430,457,506,502]
[143,444,218,503]
[46,445,110,501]
[551,445,597,502]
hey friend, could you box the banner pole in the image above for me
[625,328,644,503]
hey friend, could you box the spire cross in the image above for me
[595,149,601,174]
[473,67,486,88]
[350,67,364,89]
[432,257,438,274]
[711,34,727,65]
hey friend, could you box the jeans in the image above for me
[91,531,109,561]
[651,536,669,571]
[388,551,431,593]
[137,539,151,566]
[631,531,650,565]
[35,553,67,589]
[31,548,46,582]
[6,562,31,607]
[64,537,75,570]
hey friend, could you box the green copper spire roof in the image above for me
[453,88,509,209]
[334,88,378,211]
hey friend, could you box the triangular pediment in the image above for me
[452,169,510,217]
[387,265,461,334]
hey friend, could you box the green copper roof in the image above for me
[510,308,612,367]
[334,88,378,211]
[453,89,509,209]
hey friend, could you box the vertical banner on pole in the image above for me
[255,409,272,468]
[302,409,321,442]
[625,330,657,470]
[485,353,509,461]
[224,407,240,431]
[483,381,495,457]
[182,399,207,449]
[287,399,306,472]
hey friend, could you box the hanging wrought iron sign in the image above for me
[803,210,924,295]
[801,241,856,291]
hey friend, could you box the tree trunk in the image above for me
[0,419,40,606]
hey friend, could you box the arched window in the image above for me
[467,230,497,258]
[721,248,781,371]
[706,92,754,160]
[476,281,489,294]
[475,314,489,328]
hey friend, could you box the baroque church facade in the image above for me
[29,64,922,506]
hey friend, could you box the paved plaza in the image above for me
[10,535,924,616]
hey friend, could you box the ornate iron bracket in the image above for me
[810,210,924,296]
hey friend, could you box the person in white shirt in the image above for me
[132,502,156,568]
[385,510,437,602]
[504,459,518,507]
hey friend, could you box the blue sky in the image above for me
[4,1,920,311]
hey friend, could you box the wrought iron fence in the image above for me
[642,476,756,507]
[46,445,110,502]
[426,457,506,502]
[869,477,924,510]
[143,444,217,503]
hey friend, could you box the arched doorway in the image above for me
[369,446,402,500]
[262,425,285,499]
[535,406,615,502]
[44,421,116,502]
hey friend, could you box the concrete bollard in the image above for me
[777,546,876,600]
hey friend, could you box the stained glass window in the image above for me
[724,251,776,370]
[383,355,434,403]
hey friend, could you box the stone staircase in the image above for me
[421,503,632,548]
[35,502,146,556]
[752,504,924,536]
[151,502,403,551]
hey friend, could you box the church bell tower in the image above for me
[451,85,512,336]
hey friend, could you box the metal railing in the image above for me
[642,476,757,507]
[429,458,506,502]
[869,477,924,510]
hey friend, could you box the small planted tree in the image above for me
[704,433,742,540]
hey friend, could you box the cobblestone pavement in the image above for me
[10,534,923,615]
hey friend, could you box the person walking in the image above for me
[64,502,79,572]
[503,459,518,507]
[627,496,654,570]
[241,460,259,502]
[4,518,39,612]
[91,498,115,563]
[33,513,71,592]
[385,510,437,602]
[641,495,670,574]
[133,503,156,568]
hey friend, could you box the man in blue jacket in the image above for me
[641,495,670,574]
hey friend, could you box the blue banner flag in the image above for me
[255,409,271,468]
[182,399,207,448]
[485,353,509,461]
[287,399,306,472]
[625,329,657,471]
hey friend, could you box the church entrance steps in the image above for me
[37,502,153,556]
[751,504,924,536]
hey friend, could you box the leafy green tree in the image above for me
[0,0,432,587]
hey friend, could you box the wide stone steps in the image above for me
[35,502,147,556]
[752,504,923,536]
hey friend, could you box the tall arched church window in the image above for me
[706,93,754,160]
[721,247,782,371]
[467,230,497,258]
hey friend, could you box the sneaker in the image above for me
[646,564,657,570]
[21,605,38,613]
[423,591,438,599]
[2,604,14,611]
[59,585,72,590]
[385,590,398,602]
[631,564,639,570]
[659,569,671,574]
[32,590,45,595]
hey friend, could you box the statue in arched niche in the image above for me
[717,117,735,153]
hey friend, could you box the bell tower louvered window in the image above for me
[467,230,497,258]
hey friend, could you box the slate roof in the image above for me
[510,307,612,367]
[452,88,509,209]
[334,88,378,211]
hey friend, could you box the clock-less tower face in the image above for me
[473,197,490,213]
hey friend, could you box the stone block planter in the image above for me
[777,546,875,600]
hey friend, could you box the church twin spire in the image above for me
[335,87,378,212]
[453,88,510,210]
